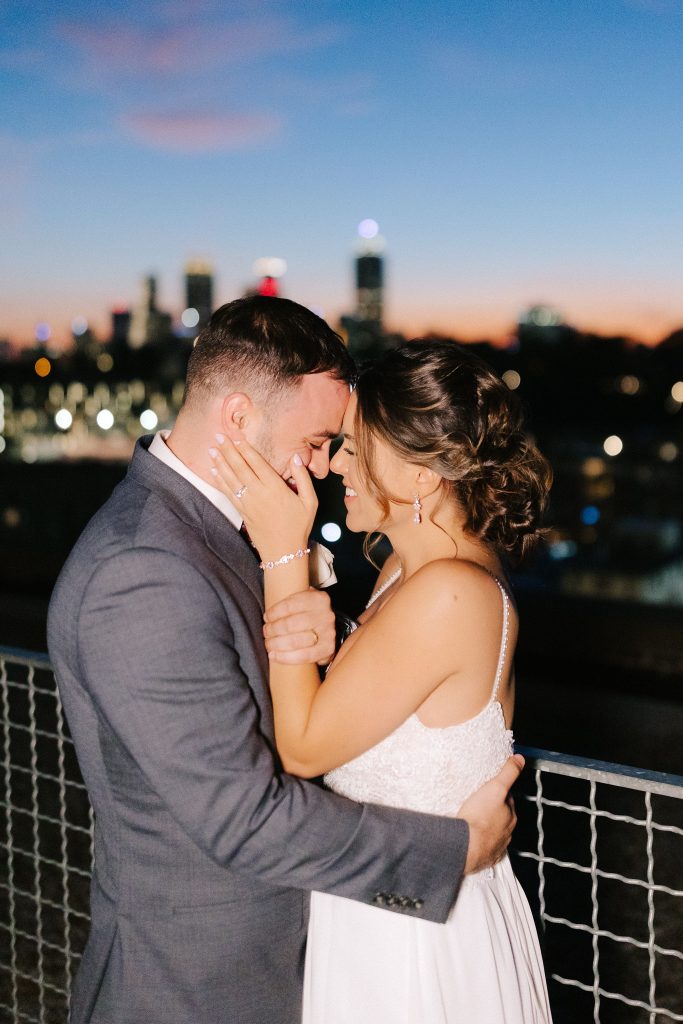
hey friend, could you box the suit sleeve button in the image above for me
[373,892,386,905]
[414,899,424,910]
[398,896,411,908]
[386,894,397,906]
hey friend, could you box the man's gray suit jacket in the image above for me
[47,436,469,1024]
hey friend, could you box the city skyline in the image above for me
[2,0,683,349]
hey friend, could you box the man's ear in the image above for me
[220,393,253,438]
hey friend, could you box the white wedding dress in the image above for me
[303,573,552,1023]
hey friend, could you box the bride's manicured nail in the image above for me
[293,454,303,466]
[208,447,217,458]
[232,438,241,446]
[215,433,225,444]
[210,467,218,476]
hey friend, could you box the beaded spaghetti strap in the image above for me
[487,573,510,702]
[365,568,402,610]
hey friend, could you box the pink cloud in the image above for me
[121,110,282,152]
[57,16,345,78]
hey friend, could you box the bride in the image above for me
[210,339,553,1023]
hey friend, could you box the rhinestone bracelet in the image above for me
[259,547,311,571]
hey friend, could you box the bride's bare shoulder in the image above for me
[403,558,504,617]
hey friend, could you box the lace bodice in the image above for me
[324,573,514,815]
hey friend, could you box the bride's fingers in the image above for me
[209,446,248,498]
[227,435,279,482]
[214,436,260,485]
[289,455,317,514]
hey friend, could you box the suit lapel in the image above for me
[197,507,274,737]
[201,505,264,612]
[127,438,274,737]
[128,436,265,617]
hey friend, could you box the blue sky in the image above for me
[2,0,682,348]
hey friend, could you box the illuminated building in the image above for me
[252,258,287,299]
[184,260,214,331]
[355,219,384,326]
[517,305,568,346]
[258,276,278,297]
[128,275,172,348]
[111,309,131,346]
[340,221,388,357]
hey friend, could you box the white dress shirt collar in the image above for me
[149,430,243,530]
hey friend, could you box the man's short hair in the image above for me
[183,296,355,408]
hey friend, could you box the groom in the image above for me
[48,296,522,1024]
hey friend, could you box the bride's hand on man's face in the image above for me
[209,435,318,560]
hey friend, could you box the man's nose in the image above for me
[307,447,331,480]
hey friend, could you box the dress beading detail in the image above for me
[325,572,513,816]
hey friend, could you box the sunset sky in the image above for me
[2,0,682,350]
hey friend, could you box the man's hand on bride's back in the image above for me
[264,589,336,667]
[458,755,524,875]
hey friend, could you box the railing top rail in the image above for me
[517,744,683,800]
[0,645,52,669]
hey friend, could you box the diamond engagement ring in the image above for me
[234,485,247,499]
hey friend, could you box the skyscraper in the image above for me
[341,220,387,358]
[111,309,131,347]
[355,220,384,326]
[185,259,214,330]
[356,253,383,324]
[251,257,287,300]
[128,275,172,348]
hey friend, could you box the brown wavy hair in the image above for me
[353,340,552,565]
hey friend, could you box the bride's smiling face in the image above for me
[330,393,415,534]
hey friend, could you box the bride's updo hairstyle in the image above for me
[353,340,552,564]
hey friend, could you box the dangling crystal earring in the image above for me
[412,493,422,525]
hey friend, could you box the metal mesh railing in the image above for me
[514,746,683,1023]
[1,648,93,1024]
[1,646,682,1023]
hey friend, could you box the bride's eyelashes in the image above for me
[343,446,355,456]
